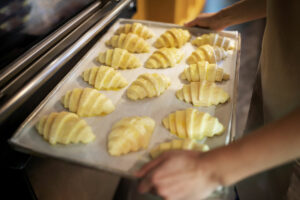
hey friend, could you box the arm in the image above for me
[185,0,267,30]
[136,107,300,199]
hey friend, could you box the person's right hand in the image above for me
[184,12,227,31]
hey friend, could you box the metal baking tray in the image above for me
[9,18,241,178]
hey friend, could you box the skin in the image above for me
[136,0,300,199]
[185,0,267,31]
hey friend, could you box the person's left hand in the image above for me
[135,150,222,200]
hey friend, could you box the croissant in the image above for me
[105,33,150,53]
[35,111,95,145]
[145,48,184,69]
[98,48,141,69]
[180,61,230,82]
[62,88,115,117]
[192,33,235,50]
[115,22,154,39]
[108,116,155,156]
[127,73,171,100]
[154,28,191,48]
[176,81,229,106]
[150,139,209,159]
[162,108,224,140]
[187,44,227,64]
[82,66,128,90]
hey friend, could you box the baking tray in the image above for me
[9,18,241,178]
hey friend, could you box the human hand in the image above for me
[184,12,227,31]
[135,150,222,200]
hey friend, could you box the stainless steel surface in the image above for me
[0,0,132,123]
[0,1,114,102]
[0,1,101,89]
[9,18,241,178]
[229,33,241,143]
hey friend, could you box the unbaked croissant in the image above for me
[108,116,155,156]
[180,61,230,82]
[187,44,227,64]
[105,33,150,53]
[162,108,224,140]
[62,88,115,117]
[98,48,141,69]
[192,33,235,50]
[127,73,171,100]
[145,48,184,69]
[115,22,154,39]
[82,66,128,90]
[176,81,229,106]
[154,28,191,48]
[150,139,209,159]
[36,111,95,145]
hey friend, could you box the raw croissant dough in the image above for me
[176,81,229,106]
[115,22,154,39]
[62,88,115,117]
[108,116,155,156]
[82,66,128,90]
[154,28,191,48]
[98,48,141,69]
[145,48,184,69]
[127,73,171,100]
[180,61,230,82]
[187,44,227,64]
[192,33,235,50]
[150,139,209,159]
[162,108,224,140]
[105,33,150,53]
[36,111,95,145]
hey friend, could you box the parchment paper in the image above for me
[10,18,240,177]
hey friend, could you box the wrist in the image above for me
[195,151,227,188]
[213,9,234,30]
[198,145,243,187]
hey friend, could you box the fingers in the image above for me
[184,18,198,27]
[135,153,167,177]
[138,171,155,193]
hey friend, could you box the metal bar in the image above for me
[0,0,131,124]
[0,1,114,100]
[0,1,102,89]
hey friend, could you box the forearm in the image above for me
[208,107,300,186]
[215,0,267,28]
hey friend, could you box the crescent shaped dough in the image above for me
[176,81,229,106]
[115,23,154,39]
[150,139,209,159]
[105,33,150,53]
[180,61,230,82]
[127,73,171,100]
[108,116,155,156]
[145,48,184,69]
[98,48,141,69]
[192,33,235,50]
[162,108,224,140]
[82,66,128,90]
[35,111,95,145]
[187,44,227,64]
[154,28,191,48]
[62,88,115,117]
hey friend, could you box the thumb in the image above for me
[135,153,167,177]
